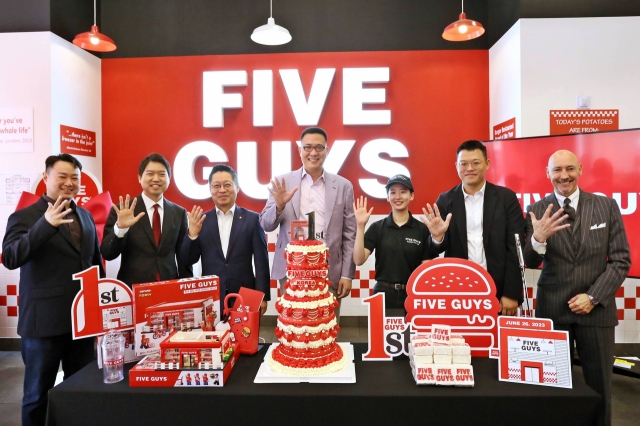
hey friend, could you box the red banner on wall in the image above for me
[60,125,96,157]
[549,110,618,135]
[493,117,516,140]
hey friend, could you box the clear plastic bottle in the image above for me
[101,322,125,384]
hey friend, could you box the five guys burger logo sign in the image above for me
[362,258,498,360]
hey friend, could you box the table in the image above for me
[47,344,600,426]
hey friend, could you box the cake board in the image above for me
[254,342,356,383]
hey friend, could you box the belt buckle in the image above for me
[394,283,403,290]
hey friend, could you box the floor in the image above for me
[1,325,639,426]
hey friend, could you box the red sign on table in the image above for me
[60,124,96,157]
[549,109,618,135]
[493,117,516,140]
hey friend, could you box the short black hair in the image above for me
[45,153,82,173]
[138,153,171,178]
[300,127,328,143]
[456,140,487,160]
[208,164,239,185]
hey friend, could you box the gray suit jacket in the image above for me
[259,168,356,288]
[524,191,630,327]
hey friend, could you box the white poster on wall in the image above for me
[0,108,34,152]
[0,174,34,205]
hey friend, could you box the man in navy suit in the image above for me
[179,165,270,313]
[2,154,104,426]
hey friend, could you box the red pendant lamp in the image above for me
[442,0,485,42]
[73,0,116,52]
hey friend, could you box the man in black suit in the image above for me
[2,154,104,426]
[101,153,192,286]
[525,150,630,426]
[179,165,270,313]
[423,140,525,315]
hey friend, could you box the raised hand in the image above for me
[421,203,452,241]
[268,177,298,211]
[353,196,373,227]
[530,204,569,243]
[187,206,207,238]
[44,196,73,227]
[113,195,145,229]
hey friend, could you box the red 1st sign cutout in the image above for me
[405,258,499,357]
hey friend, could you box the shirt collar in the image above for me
[555,188,580,207]
[216,204,236,216]
[42,194,77,211]
[141,192,164,210]
[384,212,416,228]
[301,169,326,184]
[462,181,486,198]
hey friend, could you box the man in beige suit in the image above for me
[525,150,630,426]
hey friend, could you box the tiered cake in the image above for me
[267,240,347,375]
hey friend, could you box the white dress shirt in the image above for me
[532,188,580,255]
[299,170,326,242]
[114,193,164,237]
[216,205,236,258]
[463,182,487,270]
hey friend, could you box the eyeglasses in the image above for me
[301,145,326,152]
[211,182,234,192]
[456,161,485,170]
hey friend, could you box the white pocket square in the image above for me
[590,223,606,230]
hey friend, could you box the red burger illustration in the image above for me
[405,258,499,356]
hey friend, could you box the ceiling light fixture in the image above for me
[442,0,485,42]
[251,0,292,46]
[73,0,116,52]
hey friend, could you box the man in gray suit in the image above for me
[525,150,630,426]
[260,127,356,321]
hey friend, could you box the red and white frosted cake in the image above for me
[267,240,347,375]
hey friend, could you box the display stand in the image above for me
[254,342,356,383]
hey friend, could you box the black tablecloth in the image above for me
[47,344,600,426]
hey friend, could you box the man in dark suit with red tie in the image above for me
[179,164,270,313]
[2,154,104,426]
[101,153,192,286]
[525,150,630,426]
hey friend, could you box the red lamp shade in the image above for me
[73,25,116,52]
[442,13,485,42]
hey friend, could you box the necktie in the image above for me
[563,198,576,224]
[153,204,161,281]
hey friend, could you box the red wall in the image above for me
[102,50,489,213]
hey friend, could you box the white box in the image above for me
[451,334,465,345]
[434,354,452,364]
[454,365,474,387]
[412,340,433,355]
[433,344,452,355]
[452,343,471,355]
[453,355,472,364]
[434,364,455,386]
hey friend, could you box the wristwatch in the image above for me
[587,294,599,306]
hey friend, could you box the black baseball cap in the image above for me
[385,174,414,192]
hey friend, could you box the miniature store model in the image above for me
[160,329,232,369]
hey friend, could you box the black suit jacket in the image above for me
[2,197,104,337]
[524,191,630,327]
[428,182,525,303]
[101,195,192,286]
[179,206,270,303]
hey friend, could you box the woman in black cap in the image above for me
[353,174,434,316]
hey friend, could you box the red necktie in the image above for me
[153,204,161,280]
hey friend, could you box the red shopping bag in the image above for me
[223,293,260,355]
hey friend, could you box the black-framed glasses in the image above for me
[301,145,326,152]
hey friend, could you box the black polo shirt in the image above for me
[364,212,432,284]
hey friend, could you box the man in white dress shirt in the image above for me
[422,140,525,315]
[101,153,192,286]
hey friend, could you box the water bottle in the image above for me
[101,322,125,384]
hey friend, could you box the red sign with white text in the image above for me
[60,124,97,157]
[405,258,499,357]
[493,117,516,140]
[549,109,618,135]
[485,128,640,277]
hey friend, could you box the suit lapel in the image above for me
[575,191,593,259]
[546,194,574,256]
[158,199,176,252]
[452,185,468,257]
[226,207,246,259]
[289,168,303,219]
[324,173,338,230]
[482,183,497,252]
[77,208,93,258]
[136,195,156,248]
[206,211,225,260]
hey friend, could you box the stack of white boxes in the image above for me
[409,324,475,387]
